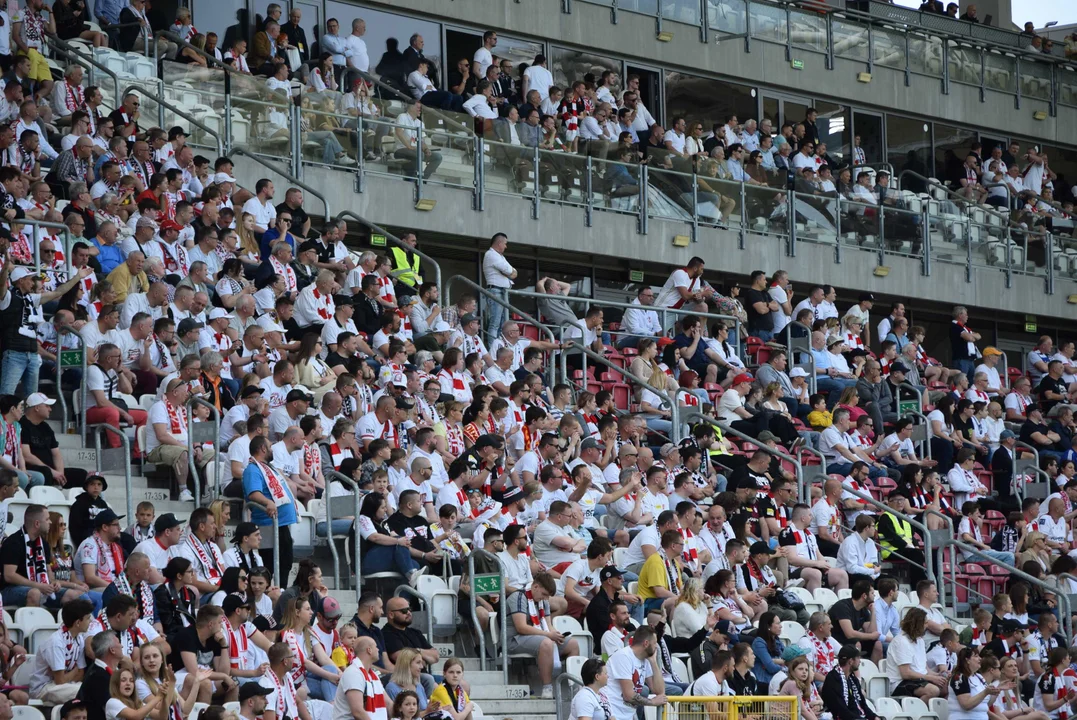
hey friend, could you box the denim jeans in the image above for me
[316,519,354,536]
[363,542,421,576]
[970,549,1015,565]
[485,287,508,343]
[1,350,41,395]
[644,415,673,435]
[305,664,340,701]
[16,469,45,490]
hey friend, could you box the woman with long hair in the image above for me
[207,566,249,607]
[296,333,337,402]
[461,396,496,447]
[136,642,207,718]
[1008,582,1030,624]
[272,557,325,621]
[56,281,86,320]
[154,558,198,636]
[280,596,340,701]
[390,690,426,720]
[948,647,998,720]
[995,655,1048,720]
[671,577,709,638]
[86,279,117,321]
[386,648,439,712]
[47,512,91,602]
[209,499,231,550]
[308,52,338,93]
[929,395,964,473]
[751,611,786,693]
[901,466,953,530]
[235,213,262,271]
[779,655,822,720]
[704,570,752,633]
[1019,533,1053,574]
[837,387,866,422]
[214,258,253,309]
[638,366,673,434]
[357,491,423,583]
[628,338,663,391]
[892,608,945,700]
[435,400,466,462]
[428,657,475,720]
[107,658,163,720]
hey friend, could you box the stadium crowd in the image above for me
[0,5,1074,720]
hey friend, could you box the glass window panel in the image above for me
[815,101,849,166]
[550,48,622,99]
[192,0,246,48]
[984,52,1016,93]
[872,28,905,71]
[293,3,321,61]
[662,0,702,26]
[853,112,883,165]
[616,0,659,16]
[707,0,747,36]
[762,97,780,131]
[789,10,827,53]
[325,5,444,85]
[749,1,787,44]
[1021,58,1051,101]
[908,34,943,77]
[948,45,981,85]
[832,18,868,62]
[887,115,931,193]
[1059,66,1077,108]
[665,72,756,137]
[1040,145,1077,205]
[933,123,976,187]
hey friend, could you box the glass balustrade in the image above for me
[1020,58,1052,102]
[749,2,787,44]
[708,0,747,36]
[872,28,906,71]
[908,33,944,78]
[1058,66,1077,108]
[984,52,1017,94]
[789,9,827,53]
[832,18,869,63]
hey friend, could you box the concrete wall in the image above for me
[234,156,1077,323]
[354,0,1072,146]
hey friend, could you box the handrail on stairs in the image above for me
[185,396,221,506]
[86,423,133,521]
[231,147,330,223]
[243,498,281,590]
[323,469,362,608]
[121,84,223,156]
[466,549,508,685]
[45,33,121,107]
[335,211,442,305]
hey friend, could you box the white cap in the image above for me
[263,321,285,334]
[789,367,808,378]
[9,267,34,283]
[213,172,237,185]
[25,392,56,408]
[208,307,230,320]
[431,320,451,333]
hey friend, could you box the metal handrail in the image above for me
[323,469,361,608]
[335,211,442,304]
[1013,440,1049,502]
[87,423,132,520]
[120,84,223,156]
[185,396,221,504]
[44,34,121,108]
[783,319,816,394]
[842,484,936,586]
[897,381,932,460]
[466,548,508,684]
[243,498,280,590]
[231,147,330,223]
[56,325,87,438]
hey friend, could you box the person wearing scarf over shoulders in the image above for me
[638,530,686,616]
[30,597,94,704]
[333,635,387,720]
[100,551,160,633]
[74,508,126,599]
[174,507,226,596]
[260,640,314,720]
[821,644,877,720]
[243,435,299,588]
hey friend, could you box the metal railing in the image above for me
[45,34,121,105]
[231,147,331,223]
[467,548,509,684]
[323,469,362,608]
[1013,440,1050,501]
[842,483,936,587]
[186,396,221,504]
[121,84,223,157]
[244,498,281,590]
[153,30,234,74]
[87,423,133,520]
[783,319,816,393]
[55,325,87,438]
[896,381,932,460]
[335,211,443,304]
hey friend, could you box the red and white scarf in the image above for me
[970,627,985,647]
[93,533,124,583]
[282,629,306,686]
[24,533,49,584]
[677,527,699,568]
[58,625,81,670]
[446,424,465,456]
[807,631,836,674]
[1055,667,1069,720]
[270,255,297,293]
[328,443,353,471]
[302,443,319,478]
[94,612,146,656]
[186,534,224,582]
[62,81,84,113]
[227,620,249,669]
[253,459,291,507]
[359,663,387,716]
[525,590,549,631]
[114,570,155,622]
[265,668,298,718]
[164,400,187,436]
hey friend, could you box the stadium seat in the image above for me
[553,615,593,658]
[930,698,949,720]
[813,587,839,611]
[415,576,457,639]
[28,487,70,507]
[15,608,60,654]
[901,697,940,720]
[12,707,45,720]
[875,696,914,720]
[780,620,806,644]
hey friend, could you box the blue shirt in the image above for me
[751,636,785,686]
[386,681,430,710]
[811,347,832,375]
[242,462,298,527]
[92,238,126,276]
[259,229,296,261]
[674,333,709,373]
[875,595,899,639]
[95,0,123,25]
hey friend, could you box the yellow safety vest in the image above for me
[879,510,913,559]
[390,246,422,287]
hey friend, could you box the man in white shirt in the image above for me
[343,18,368,86]
[240,179,276,235]
[393,99,442,181]
[618,287,662,349]
[604,628,667,720]
[471,30,497,78]
[836,515,880,581]
[522,53,554,101]
[463,81,498,123]
[482,232,516,343]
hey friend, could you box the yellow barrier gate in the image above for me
[665,695,799,720]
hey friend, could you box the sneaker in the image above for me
[408,567,427,588]
[539,686,554,699]
[179,489,194,502]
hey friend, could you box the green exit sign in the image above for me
[371,234,387,247]
[472,573,502,595]
[629,270,645,283]
[791,59,804,70]
[60,349,83,368]
[1025,314,1037,333]
[898,399,920,416]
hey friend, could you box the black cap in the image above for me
[600,566,624,582]
[298,240,320,255]
[475,434,504,450]
[501,487,525,505]
[222,593,250,616]
[749,541,772,556]
[859,292,875,302]
[83,473,107,491]
[838,645,861,662]
[167,126,188,140]
[1001,619,1027,634]
[286,389,313,404]
[153,513,182,534]
[60,700,88,720]
[239,683,274,703]
[889,362,909,374]
[333,294,352,307]
[232,521,259,544]
[94,508,125,527]
[395,396,414,410]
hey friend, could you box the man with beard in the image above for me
[604,625,667,719]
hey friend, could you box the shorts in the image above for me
[507,634,546,656]
[19,48,50,82]
[892,679,928,697]
[1,585,64,608]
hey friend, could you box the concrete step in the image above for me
[471,698,555,715]
[468,684,533,700]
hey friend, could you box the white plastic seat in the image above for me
[565,655,587,682]
[613,547,630,568]
[670,655,692,684]
[552,615,593,659]
[12,706,45,720]
[416,576,457,638]
[813,587,839,611]
[10,654,35,689]
[138,394,156,412]
[902,696,940,720]
[875,697,914,720]
[780,620,806,644]
[930,698,949,720]
[837,588,852,599]
[15,609,60,654]
[29,486,70,506]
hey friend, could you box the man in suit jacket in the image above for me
[280,7,309,65]
[78,631,123,720]
[492,107,530,181]
[821,645,877,720]
[402,34,439,88]
[991,429,1019,512]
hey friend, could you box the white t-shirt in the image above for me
[604,646,653,720]
[624,525,661,568]
[498,549,533,591]
[332,659,388,720]
[811,498,840,538]
[473,47,493,77]
[716,391,745,425]
[532,519,580,567]
[690,670,734,697]
[570,687,612,720]
[523,64,554,100]
[30,628,86,696]
[145,400,186,455]
[241,197,276,229]
[655,269,696,309]
[887,633,927,687]
[556,558,601,598]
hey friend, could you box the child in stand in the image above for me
[330,622,359,671]
[390,690,424,720]
[359,439,391,487]
[806,394,833,431]
[371,469,397,512]
[387,448,409,490]
[991,593,1013,638]
[960,607,993,648]
[126,501,155,544]
[431,505,468,574]
[927,628,960,674]
[248,567,277,620]
[69,473,112,549]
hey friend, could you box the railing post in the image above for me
[224,91,233,154]
[964,218,972,283]
[585,155,593,228]
[475,136,485,212]
[700,0,710,44]
[1046,232,1055,295]
[825,12,834,70]
[356,116,366,194]
[415,127,424,204]
[738,181,747,249]
[690,172,698,243]
[531,144,540,220]
[921,207,931,276]
[788,190,797,257]
[638,165,648,235]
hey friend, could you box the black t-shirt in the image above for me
[950,673,972,696]
[168,625,223,673]
[413,333,442,355]
[950,322,975,361]
[1036,376,1067,414]
[727,465,768,494]
[828,598,868,644]
[744,288,774,333]
[386,512,434,553]
[0,532,53,590]
[19,418,58,470]
[383,623,433,664]
[953,415,975,441]
[1019,420,1051,448]
[276,202,309,236]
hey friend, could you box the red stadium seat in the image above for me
[612,384,631,410]
[521,324,540,341]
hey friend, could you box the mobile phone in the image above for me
[561,631,572,637]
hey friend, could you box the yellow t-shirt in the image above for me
[807,409,833,430]
[330,646,352,670]
[429,684,471,713]
[638,552,674,600]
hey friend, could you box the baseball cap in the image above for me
[60,700,88,720]
[749,541,773,556]
[136,216,159,230]
[83,473,107,491]
[1000,429,1016,440]
[9,267,33,283]
[600,566,624,582]
[94,508,124,527]
[213,172,237,185]
[232,521,258,544]
[983,346,1003,357]
[889,362,909,374]
[789,367,808,378]
[656,337,675,348]
[838,645,861,662]
[460,313,480,325]
[25,392,56,408]
[298,240,320,255]
[176,318,204,335]
[167,126,188,140]
[827,337,846,348]
[732,373,753,386]
[286,389,313,404]
[431,320,451,333]
[320,596,342,619]
[240,385,264,398]
[580,438,605,451]
[240,683,273,703]
[222,593,249,616]
[159,218,182,233]
[395,396,414,410]
[154,513,183,534]
[1000,619,1026,633]
[208,307,230,321]
[333,294,352,307]
[659,442,678,458]
[859,292,874,302]
[757,431,778,443]
[474,434,504,450]
[501,487,525,505]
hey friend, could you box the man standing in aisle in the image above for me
[243,435,297,588]
[482,233,516,344]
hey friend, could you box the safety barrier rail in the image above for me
[243,498,281,589]
[86,423,133,520]
[466,548,509,684]
[323,469,362,608]
[54,325,86,438]
[45,34,122,106]
[662,694,799,720]
[185,396,221,505]
[232,147,331,223]
[335,211,443,304]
